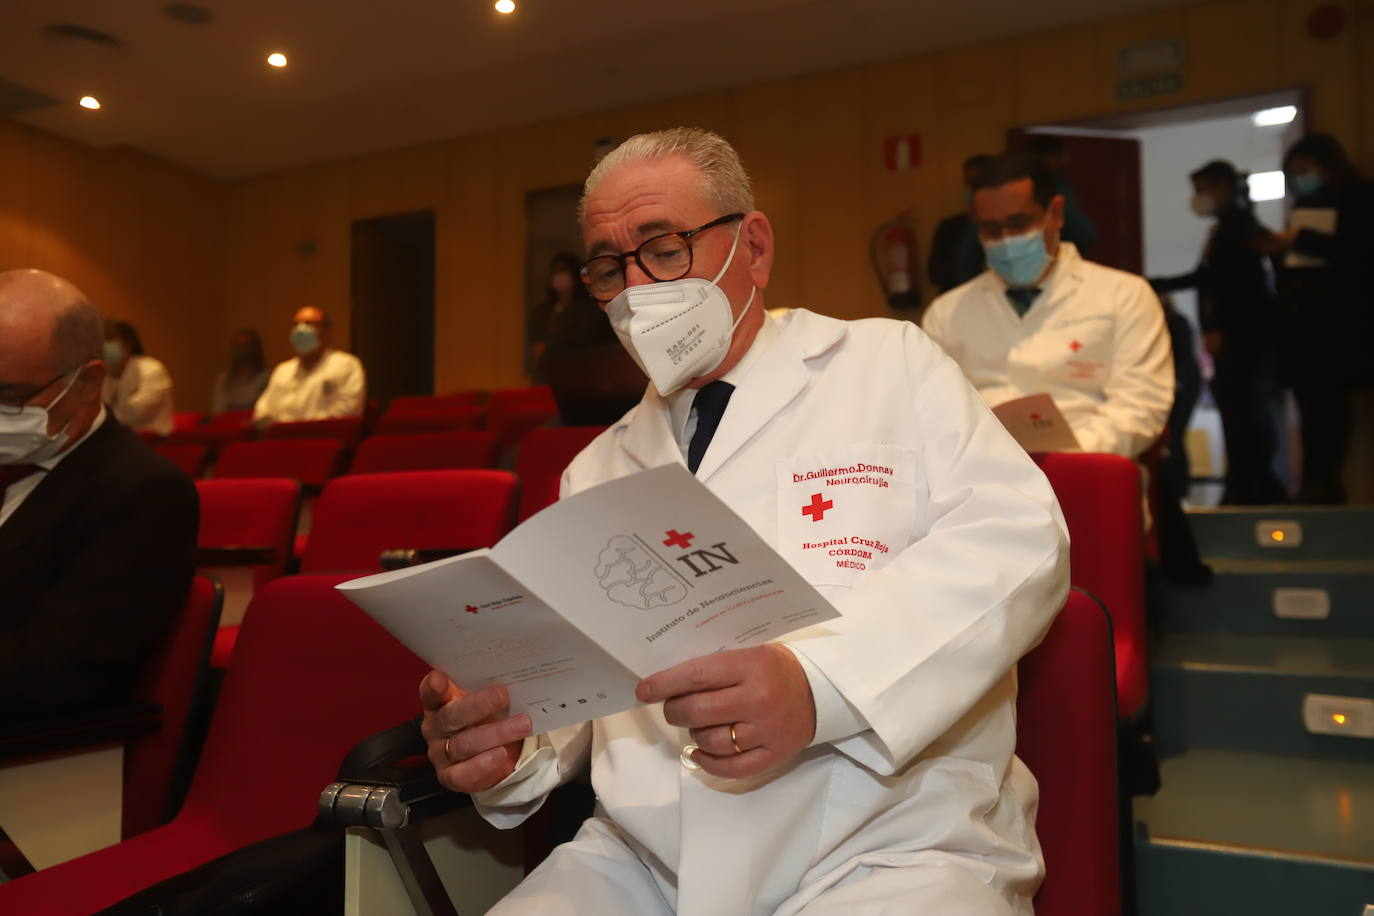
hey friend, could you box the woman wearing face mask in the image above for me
[101,320,175,437]
[527,253,617,382]
[1152,160,1286,505]
[211,328,270,415]
[1263,133,1374,504]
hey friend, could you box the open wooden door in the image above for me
[1009,131,1143,275]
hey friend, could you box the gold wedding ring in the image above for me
[443,735,455,764]
[730,723,743,755]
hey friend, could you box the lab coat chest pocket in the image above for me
[1047,313,1112,385]
[775,443,918,588]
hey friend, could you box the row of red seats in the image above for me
[151,386,561,462]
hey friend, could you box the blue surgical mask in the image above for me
[984,229,1051,288]
[290,323,320,356]
[102,340,126,366]
[1292,171,1324,197]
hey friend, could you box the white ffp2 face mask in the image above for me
[604,221,757,396]
[0,371,80,465]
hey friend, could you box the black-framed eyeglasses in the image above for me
[0,367,80,416]
[580,213,744,302]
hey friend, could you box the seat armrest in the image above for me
[378,548,474,570]
[0,702,162,762]
[319,719,471,830]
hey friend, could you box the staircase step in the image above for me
[1187,506,1374,561]
[1160,559,1374,639]
[1134,749,1374,915]
[1152,634,1374,761]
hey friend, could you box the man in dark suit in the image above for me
[0,269,198,722]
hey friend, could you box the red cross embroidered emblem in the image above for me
[464,604,479,614]
[1069,340,1082,352]
[802,493,834,523]
[1029,413,1042,421]
[662,530,695,549]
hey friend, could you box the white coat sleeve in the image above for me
[1069,279,1173,457]
[252,365,285,424]
[124,359,173,427]
[784,327,1069,775]
[321,357,366,418]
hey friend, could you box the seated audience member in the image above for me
[0,269,198,720]
[212,328,271,415]
[926,154,991,295]
[1025,134,1097,256]
[421,128,1068,914]
[252,307,365,428]
[528,252,619,381]
[923,152,1173,457]
[102,319,175,437]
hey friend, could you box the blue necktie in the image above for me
[686,381,734,474]
[1005,288,1042,317]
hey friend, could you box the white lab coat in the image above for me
[474,310,1069,915]
[251,349,365,425]
[922,243,1173,458]
[103,355,174,436]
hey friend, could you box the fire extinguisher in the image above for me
[870,212,921,310]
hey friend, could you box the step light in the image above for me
[1255,519,1302,548]
[1272,587,1330,620]
[1303,695,1374,739]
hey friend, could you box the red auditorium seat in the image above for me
[300,470,518,573]
[161,413,252,453]
[122,576,224,839]
[261,416,364,446]
[350,431,498,474]
[0,575,428,913]
[1017,588,1121,916]
[386,392,484,412]
[515,425,606,521]
[205,409,254,430]
[195,479,302,669]
[213,439,344,492]
[374,404,485,435]
[171,411,203,433]
[154,442,209,479]
[1033,452,1148,721]
[487,387,560,457]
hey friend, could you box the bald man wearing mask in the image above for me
[0,269,197,721]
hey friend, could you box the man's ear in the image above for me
[77,359,107,401]
[743,211,774,290]
[1048,194,1066,226]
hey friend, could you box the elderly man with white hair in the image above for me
[420,129,1069,915]
[0,269,197,722]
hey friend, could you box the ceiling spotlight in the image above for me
[267,51,288,68]
[494,0,515,13]
[79,95,101,110]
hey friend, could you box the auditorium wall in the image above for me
[0,119,226,412]
[1,0,1366,404]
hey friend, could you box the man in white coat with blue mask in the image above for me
[923,151,1173,459]
[420,128,1070,915]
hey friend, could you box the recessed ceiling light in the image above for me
[79,95,101,110]
[494,0,515,13]
[267,52,288,68]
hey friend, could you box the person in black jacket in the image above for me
[0,269,198,722]
[1266,133,1374,504]
[1153,160,1286,505]
[926,155,991,295]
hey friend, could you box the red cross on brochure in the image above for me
[662,530,695,549]
[802,493,834,522]
[464,604,479,614]
[1069,340,1082,352]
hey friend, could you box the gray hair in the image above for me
[52,298,104,369]
[579,127,754,223]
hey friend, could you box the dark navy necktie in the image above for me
[1005,287,1042,317]
[686,381,734,474]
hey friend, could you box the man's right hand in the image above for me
[419,670,531,794]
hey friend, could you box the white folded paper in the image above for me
[338,464,840,732]
[991,393,1081,453]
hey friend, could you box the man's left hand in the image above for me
[636,644,816,779]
